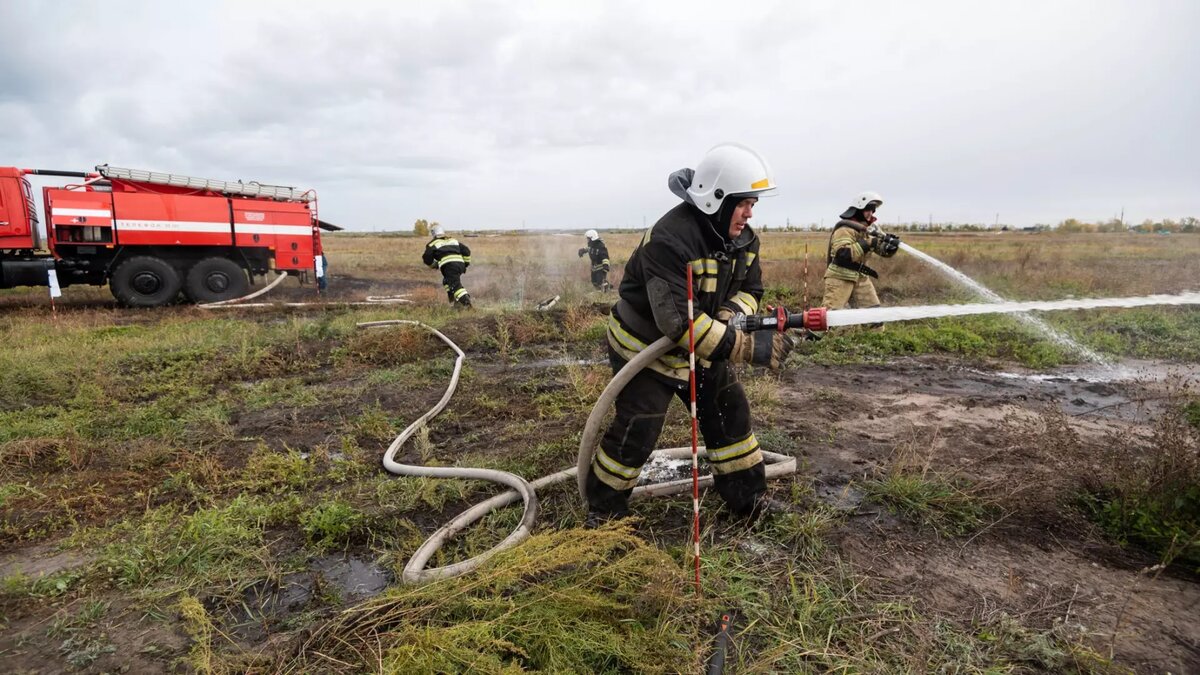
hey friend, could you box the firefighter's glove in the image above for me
[877,233,901,257]
[578,248,588,258]
[730,330,795,369]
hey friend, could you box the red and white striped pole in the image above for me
[803,242,810,309]
[685,263,702,596]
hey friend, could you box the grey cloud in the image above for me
[2,0,1197,230]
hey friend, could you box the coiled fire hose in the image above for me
[361,320,801,585]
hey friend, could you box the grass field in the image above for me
[1,230,1197,673]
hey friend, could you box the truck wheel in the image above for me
[110,256,183,307]
[184,257,249,303]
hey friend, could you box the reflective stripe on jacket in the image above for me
[824,220,871,281]
[422,236,472,269]
[608,202,763,382]
[587,239,610,270]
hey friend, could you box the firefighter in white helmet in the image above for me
[422,223,473,308]
[821,191,900,310]
[585,143,796,525]
[578,229,612,291]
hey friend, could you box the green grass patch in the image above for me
[863,473,994,537]
[796,314,1074,368]
[238,446,318,494]
[1056,307,1200,362]
[1,568,85,601]
[97,494,303,595]
[762,506,839,560]
[374,475,473,512]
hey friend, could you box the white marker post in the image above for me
[46,268,62,314]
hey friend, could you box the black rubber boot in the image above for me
[584,508,630,529]
[729,495,800,526]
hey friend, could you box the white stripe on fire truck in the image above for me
[51,208,113,218]
[115,220,231,233]
[234,224,313,236]
[107,220,313,236]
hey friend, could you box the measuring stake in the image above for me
[802,243,809,309]
[685,264,702,596]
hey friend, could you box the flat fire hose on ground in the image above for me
[197,272,412,309]
[197,271,290,307]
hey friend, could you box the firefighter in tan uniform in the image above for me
[821,192,900,310]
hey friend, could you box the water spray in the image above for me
[896,241,1108,364]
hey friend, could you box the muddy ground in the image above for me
[0,297,1197,672]
[780,357,1200,673]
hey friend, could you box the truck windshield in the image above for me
[19,176,38,230]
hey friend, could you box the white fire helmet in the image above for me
[431,224,445,237]
[685,142,778,215]
[849,191,884,211]
[585,229,599,241]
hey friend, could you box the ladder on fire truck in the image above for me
[96,165,315,203]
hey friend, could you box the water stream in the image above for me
[898,242,1110,364]
[826,291,1200,328]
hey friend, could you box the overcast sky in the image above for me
[2,1,1197,231]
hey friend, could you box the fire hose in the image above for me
[369,306,828,585]
[197,272,412,309]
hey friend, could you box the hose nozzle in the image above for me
[729,306,826,333]
[795,307,827,332]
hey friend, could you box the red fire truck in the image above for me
[0,164,337,306]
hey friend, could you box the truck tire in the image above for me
[184,257,250,303]
[110,256,183,307]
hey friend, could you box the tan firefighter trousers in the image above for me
[821,275,880,310]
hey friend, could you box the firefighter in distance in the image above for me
[578,229,613,291]
[585,142,795,525]
[422,224,473,308]
[821,191,900,310]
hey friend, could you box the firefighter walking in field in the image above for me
[585,143,796,525]
[578,229,612,291]
[422,224,472,308]
[821,192,900,310]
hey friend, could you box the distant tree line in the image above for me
[772,217,1198,233]
[1056,217,1198,233]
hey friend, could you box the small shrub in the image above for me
[1184,400,1200,430]
[301,500,364,550]
[335,326,438,367]
[1079,405,1200,570]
